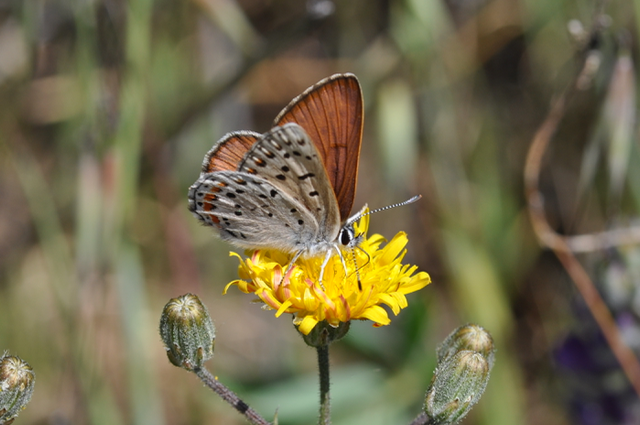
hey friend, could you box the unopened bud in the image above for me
[437,323,495,367]
[425,351,491,424]
[0,355,35,425]
[425,324,496,424]
[159,294,215,370]
[298,320,350,347]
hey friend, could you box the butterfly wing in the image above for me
[188,124,342,255]
[201,131,261,173]
[237,124,341,247]
[188,171,320,252]
[274,73,364,222]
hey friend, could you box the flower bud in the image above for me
[424,351,491,424]
[159,294,215,370]
[298,320,350,347]
[0,355,35,424]
[437,323,495,367]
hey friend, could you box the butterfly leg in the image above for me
[279,250,304,286]
[318,249,336,288]
[332,245,349,280]
[317,245,350,288]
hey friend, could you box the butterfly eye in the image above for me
[339,225,355,246]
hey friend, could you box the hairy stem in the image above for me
[317,344,331,425]
[194,366,271,425]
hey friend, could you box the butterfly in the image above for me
[188,73,368,279]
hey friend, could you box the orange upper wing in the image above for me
[273,74,364,222]
[201,131,260,173]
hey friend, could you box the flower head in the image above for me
[424,351,492,424]
[159,293,216,370]
[224,211,431,334]
[0,354,35,424]
[424,324,495,424]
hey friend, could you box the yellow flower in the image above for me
[224,211,431,335]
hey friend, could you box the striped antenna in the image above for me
[346,195,422,225]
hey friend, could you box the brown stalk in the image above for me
[523,1,640,397]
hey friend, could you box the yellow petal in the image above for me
[360,305,391,325]
[298,315,319,335]
[400,272,432,293]
[378,232,408,265]
[276,299,293,317]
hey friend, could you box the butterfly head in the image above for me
[338,222,363,248]
[338,204,369,248]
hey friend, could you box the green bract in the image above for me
[0,355,35,425]
[159,294,216,370]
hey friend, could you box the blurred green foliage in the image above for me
[0,0,639,424]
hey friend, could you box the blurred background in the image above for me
[1,0,640,424]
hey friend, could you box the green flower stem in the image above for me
[194,367,271,425]
[317,344,331,425]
